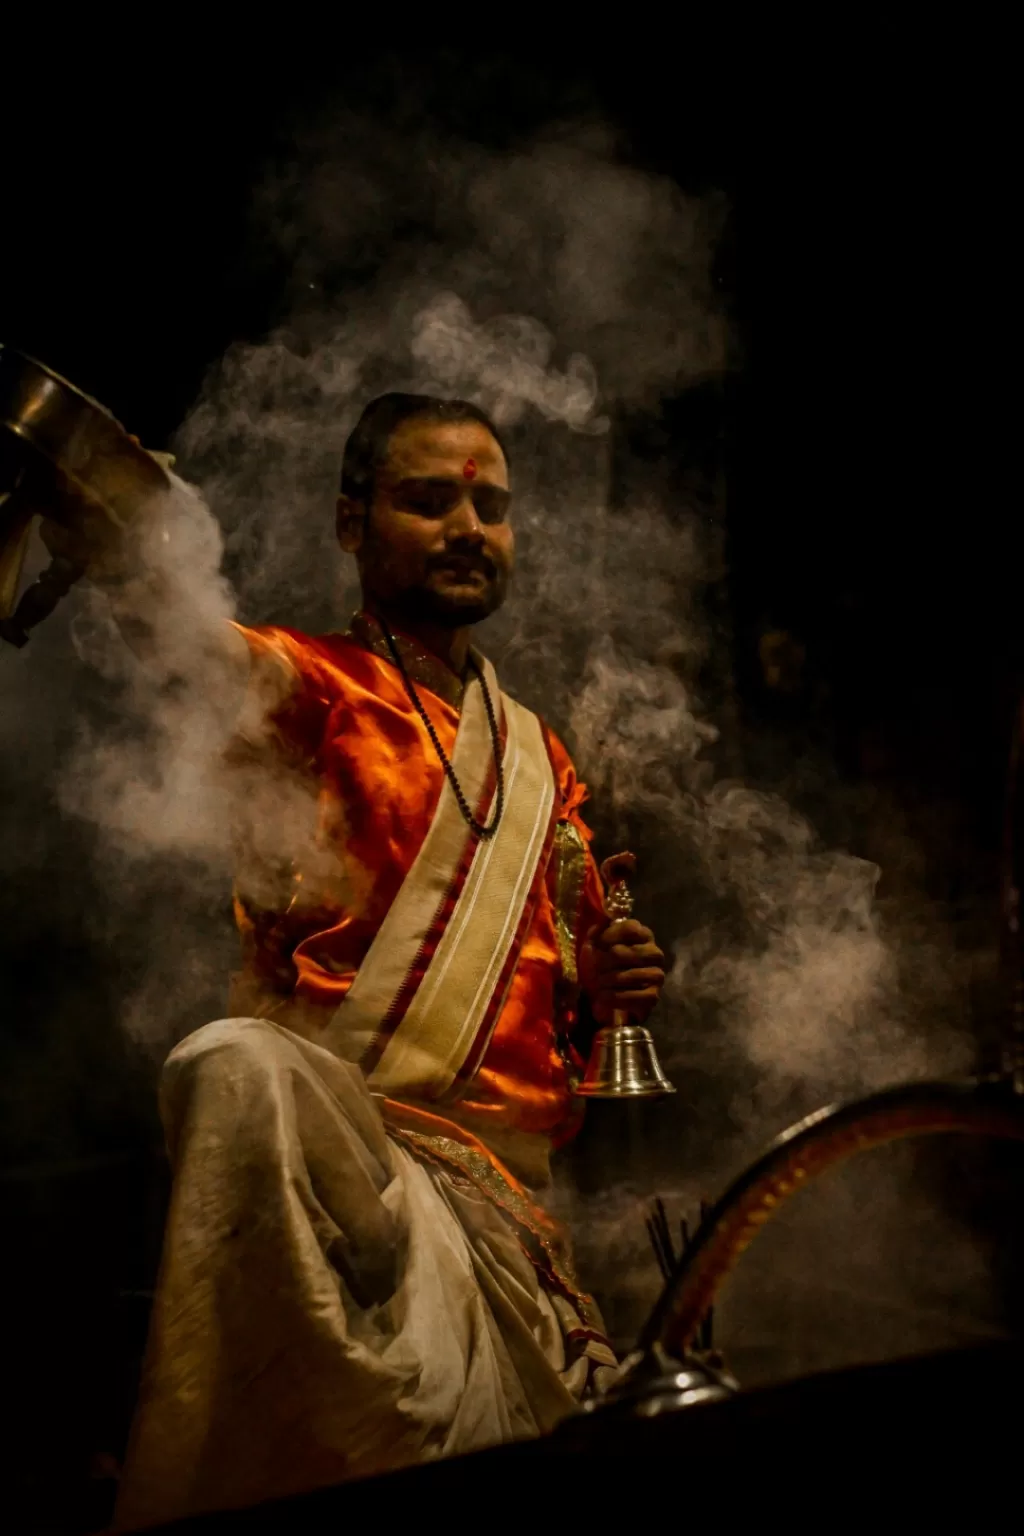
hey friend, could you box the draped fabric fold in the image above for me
[114,1020,614,1532]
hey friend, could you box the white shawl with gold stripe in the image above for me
[322,652,556,1101]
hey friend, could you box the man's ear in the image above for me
[336,494,366,554]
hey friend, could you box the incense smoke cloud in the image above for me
[74,113,970,1129]
[410,295,608,435]
[3,106,995,1374]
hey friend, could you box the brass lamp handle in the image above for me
[0,550,85,649]
[0,488,35,620]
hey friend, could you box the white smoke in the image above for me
[410,293,607,433]
[52,117,971,1116]
[14,110,990,1371]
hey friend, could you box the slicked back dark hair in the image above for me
[339,392,509,503]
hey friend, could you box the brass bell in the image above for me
[575,853,676,1100]
[575,1020,677,1098]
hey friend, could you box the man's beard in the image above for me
[398,572,508,629]
[395,548,509,628]
[361,533,510,629]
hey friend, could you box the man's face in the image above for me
[338,416,514,628]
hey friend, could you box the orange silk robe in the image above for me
[227,617,606,1180]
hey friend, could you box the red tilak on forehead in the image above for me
[462,458,478,480]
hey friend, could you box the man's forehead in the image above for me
[384,418,508,483]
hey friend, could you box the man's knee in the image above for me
[166,1015,288,1074]
[160,1018,295,1139]
[160,1017,403,1304]
[166,1015,293,1083]
[160,1018,390,1180]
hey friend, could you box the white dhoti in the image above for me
[114,1018,611,1531]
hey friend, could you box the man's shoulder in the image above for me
[228,624,385,759]
[234,622,370,689]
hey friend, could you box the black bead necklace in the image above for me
[378,618,505,840]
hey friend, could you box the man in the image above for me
[102,393,667,1528]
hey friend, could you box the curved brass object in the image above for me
[639,1078,1024,1361]
[0,346,173,646]
[0,347,170,525]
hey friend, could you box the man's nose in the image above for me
[444,493,485,542]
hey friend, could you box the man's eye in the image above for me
[399,486,455,517]
[393,480,510,522]
[473,488,511,524]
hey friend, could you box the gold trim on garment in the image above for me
[345,610,466,711]
[552,820,587,984]
[390,1126,600,1321]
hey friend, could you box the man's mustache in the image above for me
[427,552,498,577]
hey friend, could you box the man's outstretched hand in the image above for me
[579,917,667,1024]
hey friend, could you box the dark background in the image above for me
[1,32,1018,1532]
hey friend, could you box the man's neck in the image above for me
[363,600,471,676]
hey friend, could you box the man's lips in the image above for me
[431,559,494,579]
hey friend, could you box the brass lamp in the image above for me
[0,346,173,648]
[575,853,676,1099]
